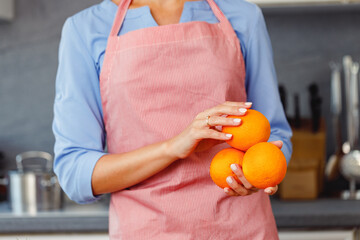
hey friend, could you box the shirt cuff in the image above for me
[76,151,107,204]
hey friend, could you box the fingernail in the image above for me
[230,164,238,172]
[233,118,241,124]
[265,189,272,194]
[226,176,233,184]
[245,102,252,106]
[226,134,232,138]
[224,188,230,194]
[239,108,247,113]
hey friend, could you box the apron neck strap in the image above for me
[206,0,231,25]
[109,0,132,37]
[109,0,234,37]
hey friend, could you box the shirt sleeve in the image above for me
[245,7,292,163]
[52,17,107,204]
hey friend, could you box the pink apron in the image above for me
[100,0,279,239]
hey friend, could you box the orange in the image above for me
[209,148,245,188]
[242,142,287,189]
[222,109,271,151]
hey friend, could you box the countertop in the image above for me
[271,198,360,229]
[0,197,360,233]
[0,200,108,233]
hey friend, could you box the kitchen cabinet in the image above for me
[279,229,357,240]
[0,233,108,240]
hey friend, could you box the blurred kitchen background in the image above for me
[1,0,360,239]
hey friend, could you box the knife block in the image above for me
[279,118,326,200]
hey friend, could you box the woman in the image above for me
[53,0,292,238]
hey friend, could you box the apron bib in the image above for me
[100,0,278,239]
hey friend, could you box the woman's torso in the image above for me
[99,0,278,238]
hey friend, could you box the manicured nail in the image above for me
[226,176,233,184]
[230,164,238,172]
[239,108,247,113]
[265,189,272,194]
[226,134,232,138]
[233,118,241,124]
[224,188,230,194]
[245,102,252,106]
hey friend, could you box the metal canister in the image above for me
[7,151,63,214]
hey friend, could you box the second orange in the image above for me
[210,148,245,189]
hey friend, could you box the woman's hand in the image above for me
[166,101,252,159]
[224,140,283,197]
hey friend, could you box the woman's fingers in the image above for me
[225,176,250,196]
[224,187,238,196]
[270,140,283,150]
[225,176,259,196]
[264,185,278,195]
[223,101,252,108]
[223,164,260,197]
[206,105,248,118]
[192,128,232,141]
[193,101,254,131]
[224,186,258,197]
[197,101,251,119]
[192,115,240,129]
[168,102,253,159]
[230,164,253,189]
[205,115,242,127]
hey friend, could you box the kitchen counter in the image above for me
[272,198,360,229]
[0,200,108,233]
[0,198,360,233]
